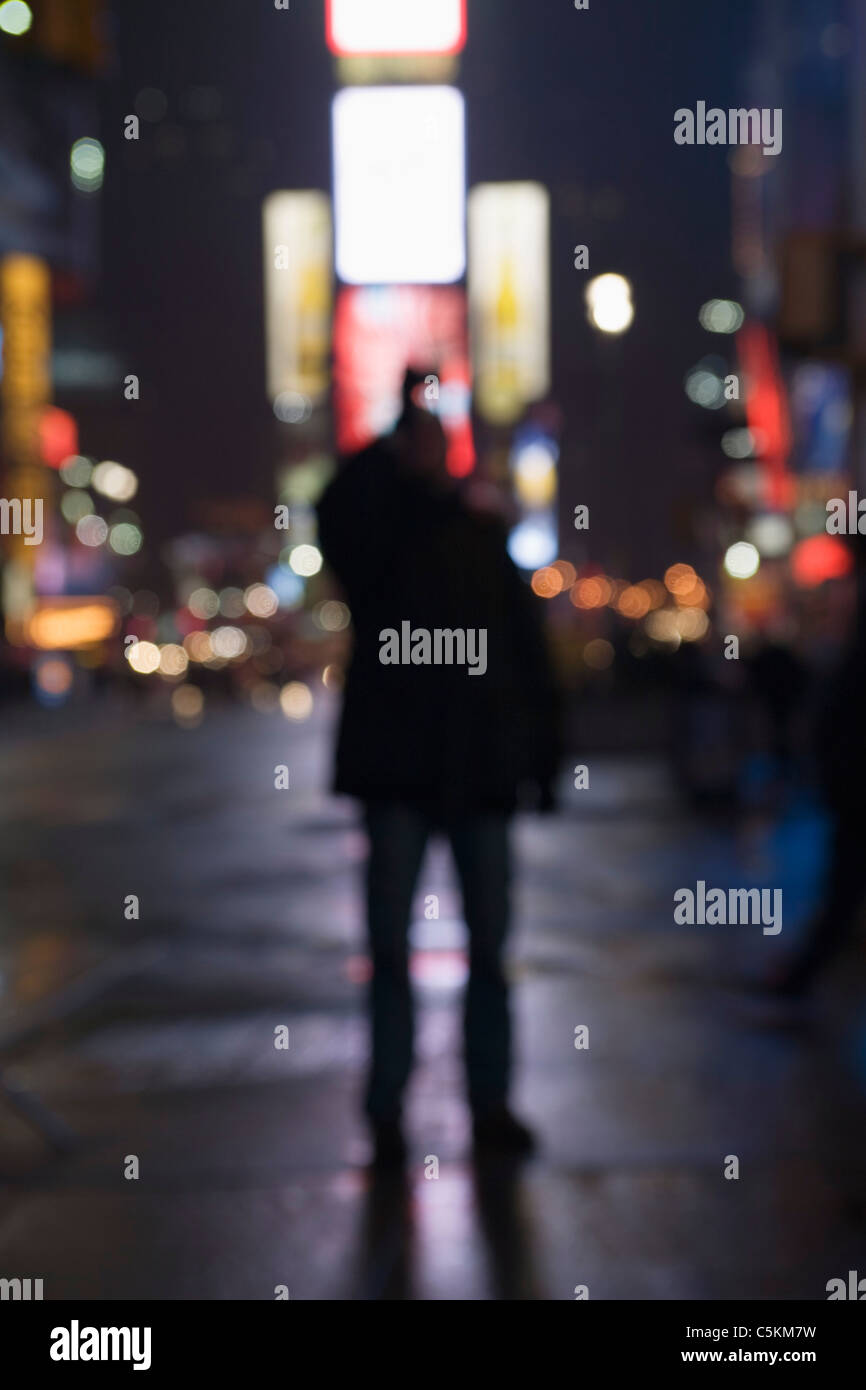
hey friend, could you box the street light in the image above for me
[585,272,634,335]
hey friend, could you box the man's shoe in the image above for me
[370,1119,407,1169]
[472,1107,536,1156]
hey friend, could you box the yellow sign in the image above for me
[468,183,550,425]
[1,254,51,470]
[262,192,332,406]
[1,254,52,626]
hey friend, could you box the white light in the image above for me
[724,541,760,580]
[274,391,312,424]
[585,273,634,334]
[188,587,219,620]
[333,87,465,285]
[70,138,105,193]
[126,640,161,675]
[288,544,323,577]
[60,455,93,487]
[75,514,109,547]
[685,368,725,409]
[327,0,465,56]
[280,681,313,721]
[699,299,744,334]
[507,517,558,570]
[746,514,794,558]
[245,583,279,618]
[721,427,755,459]
[211,626,248,659]
[0,2,32,36]
[92,460,138,502]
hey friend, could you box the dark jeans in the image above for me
[362,802,512,1122]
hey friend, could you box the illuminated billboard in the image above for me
[333,285,474,475]
[333,86,465,286]
[326,0,466,56]
[262,191,332,405]
[468,183,550,425]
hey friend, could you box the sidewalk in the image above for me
[0,699,864,1299]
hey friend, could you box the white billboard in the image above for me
[333,86,465,286]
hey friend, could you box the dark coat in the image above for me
[316,436,561,815]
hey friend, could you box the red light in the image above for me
[738,322,792,509]
[326,0,467,57]
[790,534,852,588]
[39,408,78,469]
[333,285,475,476]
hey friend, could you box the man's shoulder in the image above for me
[318,436,397,515]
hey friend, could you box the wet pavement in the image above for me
[1,695,865,1300]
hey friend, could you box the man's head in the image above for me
[394,367,448,483]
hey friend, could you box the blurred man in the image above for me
[317,369,560,1166]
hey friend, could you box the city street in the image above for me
[1,694,864,1300]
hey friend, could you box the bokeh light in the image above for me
[584,638,615,670]
[60,490,94,524]
[531,566,564,598]
[188,588,220,620]
[313,599,351,631]
[724,541,760,580]
[59,455,93,487]
[585,273,634,334]
[158,644,189,679]
[211,626,248,659]
[109,522,143,555]
[75,514,109,547]
[746,514,794,558]
[790,534,853,588]
[244,583,279,619]
[172,684,204,726]
[0,2,33,37]
[126,640,161,675]
[280,681,314,721]
[617,585,651,619]
[288,544,323,577]
[70,137,105,193]
[699,299,744,334]
[92,460,137,501]
[570,575,612,609]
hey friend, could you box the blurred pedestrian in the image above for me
[756,537,866,1000]
[317,368,560,1165]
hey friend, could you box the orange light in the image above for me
[552,559,577,588]
[674,576,709,609]
[26,598,118,650]
[664,563,697,596]
[531,565,564,598]
[570,575,612,609]
[617,585,651,619]
[638,579,667,609]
